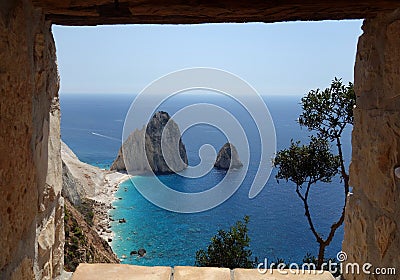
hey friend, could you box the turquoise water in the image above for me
[61,93,351,266]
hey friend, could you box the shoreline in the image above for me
[90,171,132,245]
[61,140,132,251]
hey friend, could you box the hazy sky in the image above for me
[53,20,363,95]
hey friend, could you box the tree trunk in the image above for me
[317,243,326,270]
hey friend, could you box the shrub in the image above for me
[195,216,255,269]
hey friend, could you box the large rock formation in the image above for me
[111,111,188,174]
[214,143,243,170]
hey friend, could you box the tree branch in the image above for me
[324,205,345,247]
[315,135,350,249]
[336,137,350,199]
[296,182,324,244]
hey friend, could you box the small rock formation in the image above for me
[111,111,188,174]
[214,143,243,170]
[138,248,147,257]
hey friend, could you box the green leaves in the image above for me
[298,78,355,141]
[274,137,340,187]
[274,77,355,188]
[195,216,255,269]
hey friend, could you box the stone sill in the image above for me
[72,264,335,279]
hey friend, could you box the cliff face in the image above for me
[62,160,82,206]
[61,141,126,271]
[64,200,119,272]
[61,141,108,199]
[111,111,188,174]
[214,143,243,170]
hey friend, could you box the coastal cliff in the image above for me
[61,141,129,271]
[214,143,243,170]
[64,200,119,272]
[111,111,188,174]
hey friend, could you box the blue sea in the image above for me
[60,93,351,266]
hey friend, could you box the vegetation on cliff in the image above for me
[64,199,119,272]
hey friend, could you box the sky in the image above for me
[53,20,363,96]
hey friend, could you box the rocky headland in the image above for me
[111,111,188,174]
[214,142,243,170]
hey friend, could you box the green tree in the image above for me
[273,78,355,269]
[195,216,255,269]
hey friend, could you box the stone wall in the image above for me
[0,0,62,279]
[343,9,400,280]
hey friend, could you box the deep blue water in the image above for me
[60,93,351,266]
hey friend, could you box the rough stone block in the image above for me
[72,264,171,280]
[174,266,230,280]
[343,9,400,280]
[233,268,335,279]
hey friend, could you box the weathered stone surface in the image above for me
[37,80,63,280]
[62,159,82,205]
[38,214,56,251]
[53,196,65,276]
[375,215,397,259]
[234,269,335,279]
[72,264,171,280]
[10,257,35,280]
[342,194,368,264]
[353,11,400,112]
[0,0,62,278]
[30,0,400,26]
[111,111,188,174]
[174,266,230,280]
[343,9,400,280]
[214,142,243,170]
[61,139,103,202]
[349,109,399,213]
[70,265,337,280]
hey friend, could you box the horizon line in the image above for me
[59,92,305,97]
